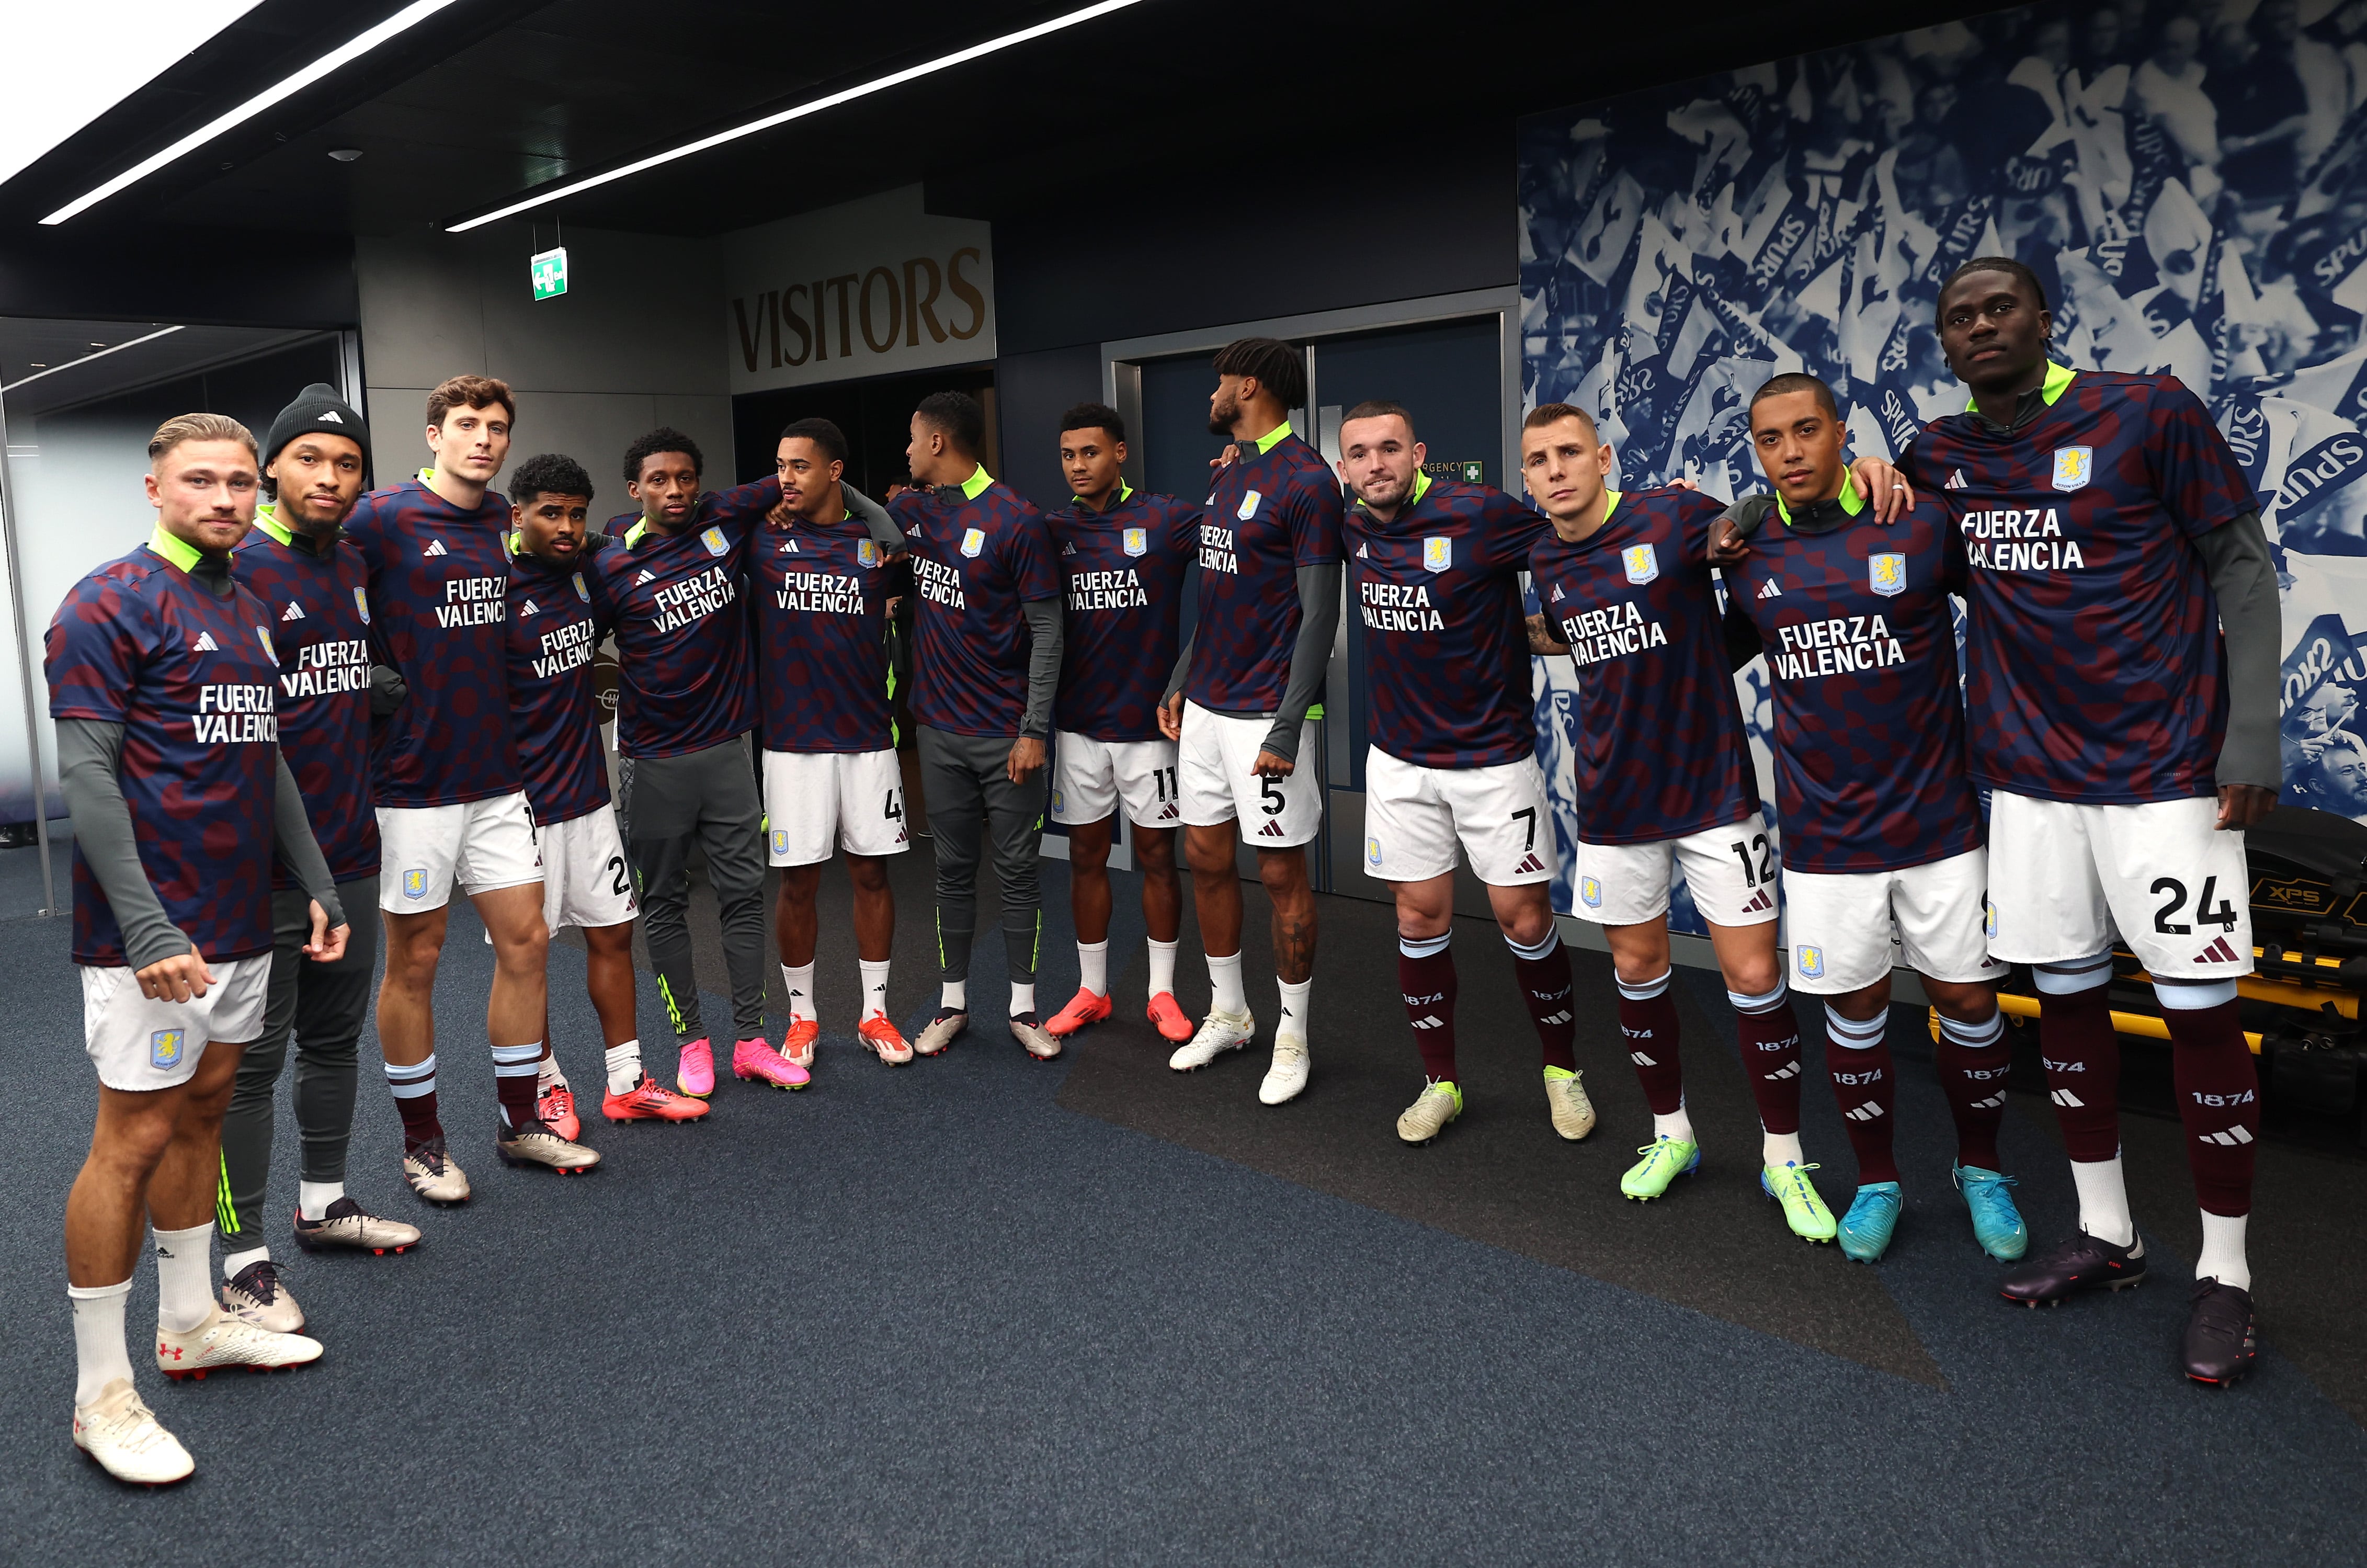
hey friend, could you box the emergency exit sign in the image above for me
[531,247,568,301]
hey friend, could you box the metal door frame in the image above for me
[1094,290,1521,889]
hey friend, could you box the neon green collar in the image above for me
[1965,358,2076,413]
[1599,487,1622,526]
[1775,471,1864,527]
[958,465,994,501]
[147,525,202,571]
[1246,422,1290,456]
[1358,471,1431,513]
[253,503,294,547]
[625,519,651,547]
[1072,481,1134,511]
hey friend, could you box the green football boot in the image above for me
[1761,1161,1838,1243]
[1619,1136,1701,1200]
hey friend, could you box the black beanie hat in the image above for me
[264,382,370,468]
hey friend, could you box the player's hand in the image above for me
[1850,456,1914,522]
[2216,782,2274,830]
[1157,692,1184,741]
[1008,736,1046,783]
[137,948,214,1004]
[1708,516,1749,565]
[1209,444,1240,472]
[303,900,349,963]
[764,498,796,528]
[1251,748,1294,778]
[1665,475,1700,492]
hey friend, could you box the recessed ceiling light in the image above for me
[88,341,105,347]
[328,147,362,162]
[28,363,45,368]
[41,0,466,224]
[444,0,1142,232]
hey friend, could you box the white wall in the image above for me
[356,225,733,501]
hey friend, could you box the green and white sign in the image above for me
[530,246,568,301]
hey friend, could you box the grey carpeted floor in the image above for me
[3,847,2361,1565]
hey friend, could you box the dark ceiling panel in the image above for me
[3,0,2011,251]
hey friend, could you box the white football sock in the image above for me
[2070,1156,2137,1248]
[1147,937,1179,996]
[859,959,891,1021]
[1653,1107,1696,1143]
[535,1053,568,1092]
[782,962,817,1023]
[1276,977,1312,1041]
[2197,1211,2250,1291]
[68,1279,134,1406]
[297,1179,344,1222]
[942,980,968,1012]
[1011,981,1036,1017]
[222,1244,269,1279]
[1207,951,1246,1016]
[604,1040,643,1095]
[1762,1130,1805,1168]
[152,1222,215,1334]
[1077,940,1109,997]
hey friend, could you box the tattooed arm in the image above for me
[1526,611,1569,654]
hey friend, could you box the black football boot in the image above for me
[1999,1230,2147,1306]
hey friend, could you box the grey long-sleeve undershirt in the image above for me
[2197,510,2281,791]
[1022,598,1062,738]
[1160,564,1342,765]
[842,483,901,547]
[58,719,345,971]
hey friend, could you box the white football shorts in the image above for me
[535,804,638,932]
[81,956,269,1091]
[1570,812,1780,927]
[1782,847,2008,994]
[1986,791,2252,979]
[1051,731,1183,830]
[377,791,543,912]
[1361,748,1554,885]
[1177,701,1322,848]
[761,747,911,866]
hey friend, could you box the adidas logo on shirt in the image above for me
[2191,936,2240,964]
[1061,542,1078,556]
[424,538,448,557]
[1549,585,1565,603]
[281,601,304,621]
[1356,543,1369,559]
[1944,470,1968,491]
[636,570,655,584]
[520,598,540,617]
[1755,580,1781,599]
[192,632,220,652]
[778,539,799,554]
[1513,853,1545,874]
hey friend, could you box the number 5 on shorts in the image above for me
[1259,775,1286,816]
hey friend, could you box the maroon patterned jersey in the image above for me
[48,533,282,965]
[234,512,379,883]
[1347,476,1551,769]
[1527,487,1760,844]
[1046,487,1197,743]
[585,478,780,759]
[893,472,1060,738]
[1908,367,2256,804]
[750,511,897,754]
[1725,494,1984,873]
[507,543,609,825]
[1189,428,1344,713]
[345,475,520,806]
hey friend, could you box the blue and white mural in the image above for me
[1521,0,2367,926]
